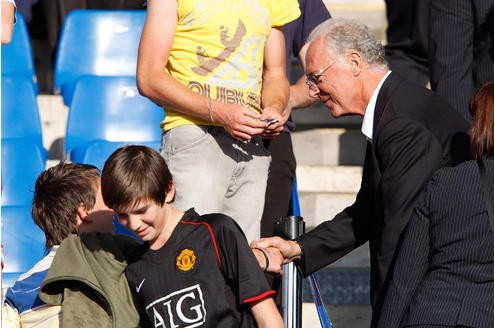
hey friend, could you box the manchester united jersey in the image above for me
[125,209,275,327]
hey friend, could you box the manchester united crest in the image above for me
[176,248,196,271]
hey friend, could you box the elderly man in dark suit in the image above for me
[252,17,470,326]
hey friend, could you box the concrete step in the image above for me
[37,94,67,160]
[296,166,362,229]
[292,128,366,166]
[291,101,364,131]
[296,165,362,193]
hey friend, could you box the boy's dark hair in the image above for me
[101,145,173,212]
[32,161,100,248]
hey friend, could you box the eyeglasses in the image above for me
[305,62,334,89]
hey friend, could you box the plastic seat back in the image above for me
[1,75,44,148]
[1,139,47,206]
[70,140,161,170]
[1,13,38,92]
[1,205,46,281]
[54,9,145,105]
[65,75,163,157]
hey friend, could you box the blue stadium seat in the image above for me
[113,215,143,241]
[65,75,163,159]
[1,13,38,93]
[54,9,145,105]
[1,75,45,149]
[71,140,161,171]
[1,205,46,288]
[1,139,47,206]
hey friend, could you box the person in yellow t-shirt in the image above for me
[136,0,300,242]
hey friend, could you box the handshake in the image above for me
[250,237,304,274]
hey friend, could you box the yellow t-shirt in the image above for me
[162,0,301,131]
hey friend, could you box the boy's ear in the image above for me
[165,182,176,204]
[76,202,92,226]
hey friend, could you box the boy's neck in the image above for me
[150,207,184,250]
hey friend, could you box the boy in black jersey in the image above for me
[101,145,283,328]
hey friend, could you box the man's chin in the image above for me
[322,100,352,118]
[322,99,340,118]
[328,108,339,118]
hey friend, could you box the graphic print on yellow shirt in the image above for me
[162,0,300,131]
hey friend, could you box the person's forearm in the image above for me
[251,298,284,328]
[260,26,289,116]
[289,75,319,110]
[261,72,289,115]
[288,43,317,110]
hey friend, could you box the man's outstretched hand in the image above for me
[251,237,303,274]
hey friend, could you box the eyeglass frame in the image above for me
[305,62,335,89]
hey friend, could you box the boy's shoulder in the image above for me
[184,209,242,234]
[64,232,144,264]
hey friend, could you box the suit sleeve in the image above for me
[428,0,475,120]
[296,142,375,276]
[377,202,431,328]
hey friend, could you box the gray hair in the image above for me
[307,18,388,71]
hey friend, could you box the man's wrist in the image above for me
[291,240,303,261]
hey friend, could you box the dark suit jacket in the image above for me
[377,159,494,328]
[384,0,430,86]
[296,73,470,323]
[429,0,494,122]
